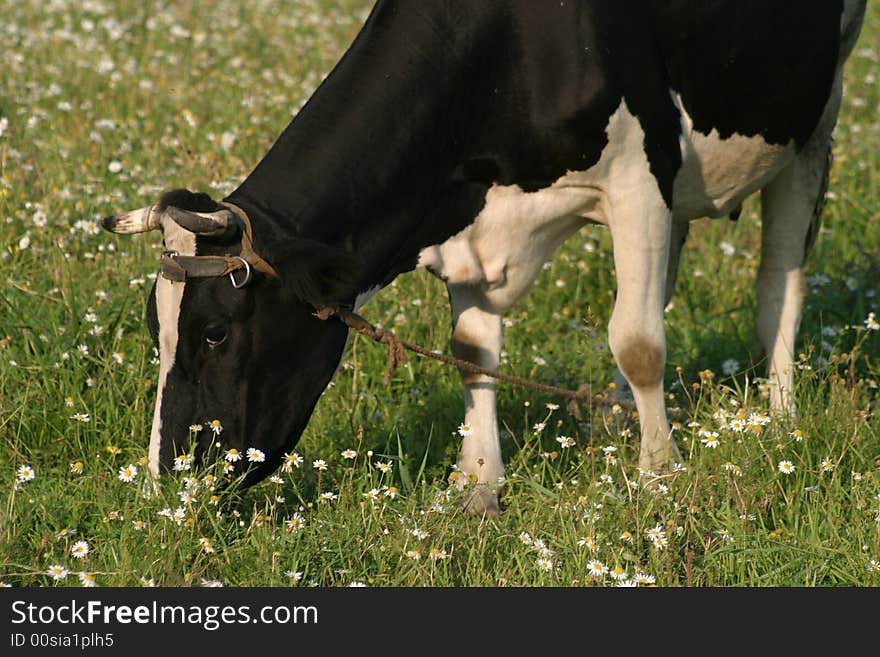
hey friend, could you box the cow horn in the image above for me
[102,205,162,234]
[165,206,237,237]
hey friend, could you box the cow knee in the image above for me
[610,334,665,390]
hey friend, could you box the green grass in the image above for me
[1,0,878,588]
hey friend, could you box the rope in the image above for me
[314,306,635,419]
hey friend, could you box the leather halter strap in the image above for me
[159,201,280,284]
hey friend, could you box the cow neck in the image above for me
[225,2,510,298]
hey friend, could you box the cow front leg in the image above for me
[446,281,504,517]
[611,219,689,402]
[608,200,680,475]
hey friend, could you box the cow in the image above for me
[103,0,866,516]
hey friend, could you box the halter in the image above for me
[159,201,280,288]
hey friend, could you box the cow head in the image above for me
[103,189,353,486]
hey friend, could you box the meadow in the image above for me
[1,0,878,588]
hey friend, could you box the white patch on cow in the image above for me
[148,222,196,476]
[670,93,795,221]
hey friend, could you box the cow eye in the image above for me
[203,323,227,348]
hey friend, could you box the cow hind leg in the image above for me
[757,136,833,416]
[446,281,505,517]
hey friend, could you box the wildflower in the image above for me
[285,513,305,532]
[375,460,393,474]
[68,540,90,560]
[363,488,382,502]
[406,549,422,560]
[619,531,634,543]
[789,429,805,442]
[78,572,96,587]
[546,402,559,411]
[868,560,880,573]
[429,547,449,561]
[383,485,399,499]
[700,431,721,448]
[721,461,743,476]
[285,570,303,581]
[348,581,367,587]
[341,449,357,460]
[69,461,84,474]
[652,535,669,550]
[47,565,69,581]
[533,421,546,433]
[719,241,735,256]
[865,312,879,331]
[173,454,193,471]
[224,448,241,462]
[820,458,835,473]
[70,412,90,423]
[715,529,734,543]
[633,572,656,586]
[171,507,187,525]
[279,451,304,472]
[586,560,608,578]
[319,491,338,502]
[728,418,746,432]
[577,535,599,552]
[188,424,203,433]
[132,520,147,531]
[721,358,739,375]
[246,448,265,463]
[778,460,796,475]
[519,531,533,545]
[55,528,77,540]
[199,537,215,553]
[16,465,35,483]
[609,566,628,580]
[556,435,575,448]
[457,423,473,437]
[536,558,555,572]
[140,577,156,587]
[209,419,223,436]
[312,459,328,471]
[199,578,223,587]
[645,525,665,542]
[411,527,430,540]
[118,464,138,483]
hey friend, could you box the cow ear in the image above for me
[271,239,362,308]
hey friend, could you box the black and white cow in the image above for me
[104,0,866,515]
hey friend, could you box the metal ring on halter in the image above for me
[229,257,252,289]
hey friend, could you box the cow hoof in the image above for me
[459,485,501,518]
[638,442,683,486]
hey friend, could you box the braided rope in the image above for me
[314,306,635,418]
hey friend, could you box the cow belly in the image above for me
[671,101,796,221]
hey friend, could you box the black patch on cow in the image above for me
[650,0,843,149]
